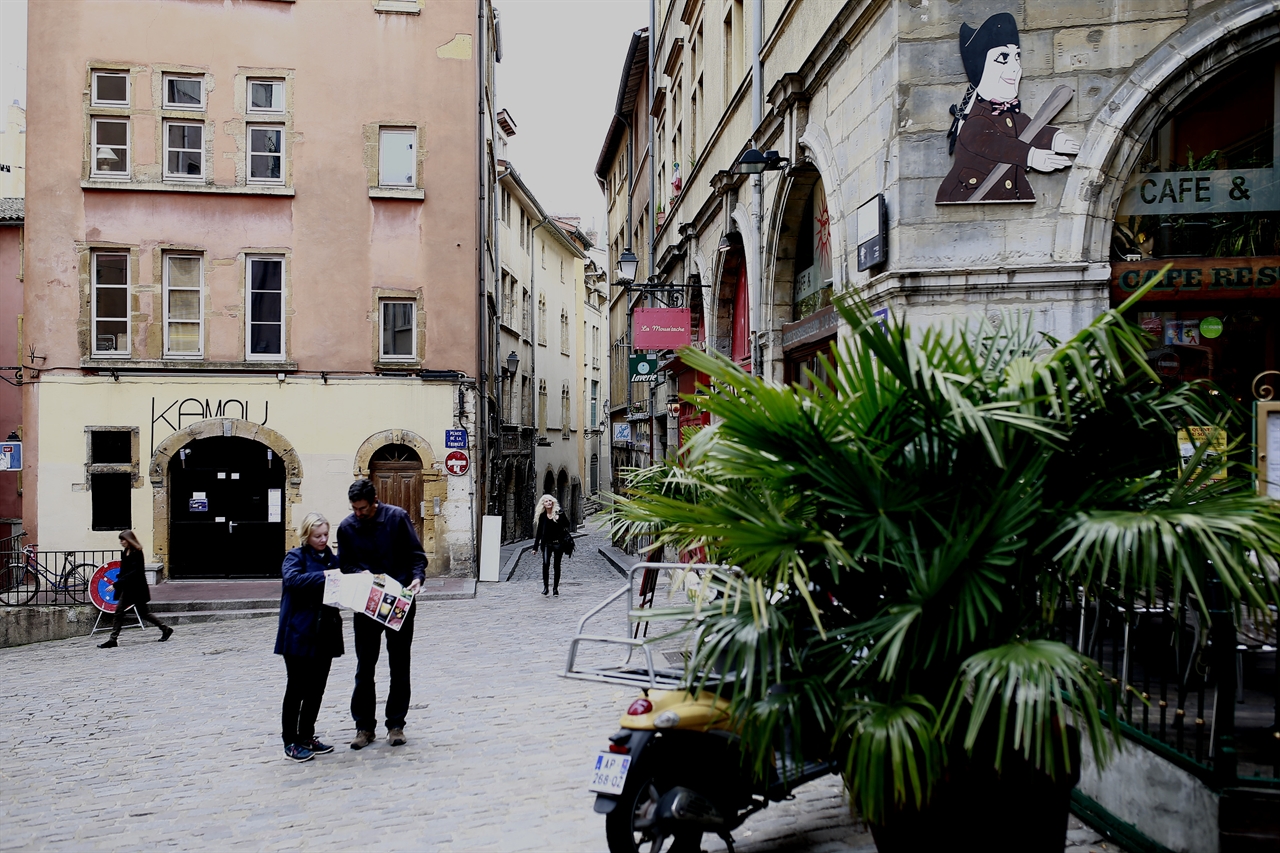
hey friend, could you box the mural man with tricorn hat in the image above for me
[937,12,1079,204]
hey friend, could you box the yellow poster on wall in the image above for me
[1177,426,1228,481]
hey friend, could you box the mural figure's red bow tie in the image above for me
[988,98,1021,116]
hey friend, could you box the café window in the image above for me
[1111,50,1280,403]
[792,177,832,321]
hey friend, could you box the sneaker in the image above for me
[159,626,174,642]
[387,727,407,747]
[283,744,314,762]
[303,737,334,755]
[98,639,118,649]
[350,730,376,750]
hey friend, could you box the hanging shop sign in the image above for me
[856,194,887,271]
[1111,257,1280,302]
[0,441,20,472]
[633,308,692,349]
[613,423,632,443]
[629,352,660,382]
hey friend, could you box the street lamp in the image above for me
[504,351,519,378]
[616,248,639,283]
[732,148,789,175]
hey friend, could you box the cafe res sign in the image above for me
[633,308,692,349]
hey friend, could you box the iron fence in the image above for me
[1,536,120,607]
[1061,578,1279,788]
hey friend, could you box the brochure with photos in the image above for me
[323,570,415,630]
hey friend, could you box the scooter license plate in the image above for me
[588,751,631,795]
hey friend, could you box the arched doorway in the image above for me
[715,235,751,372]
[556,469,570,524]
[369,444,425,545]
[543,469,555,498]
[168,435,286,578]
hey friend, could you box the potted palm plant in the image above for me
[611,289,1280,850]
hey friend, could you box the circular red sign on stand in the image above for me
[444,450,470,476]
[89,562,122,613]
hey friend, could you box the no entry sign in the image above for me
[444,450,470,476]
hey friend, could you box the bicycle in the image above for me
[0,535,98,606]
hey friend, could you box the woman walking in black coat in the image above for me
[98,530,172,648]
[275,512,345,762]
[532,494,568,597]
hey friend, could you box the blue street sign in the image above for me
[445,429,468,449]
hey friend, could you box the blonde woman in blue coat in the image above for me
[275,512,345,762]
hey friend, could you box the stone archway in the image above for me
[149,418,303,580]
[1057,1,1280,263]
[352,429,446,572]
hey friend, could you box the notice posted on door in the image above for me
[322,570,414,630]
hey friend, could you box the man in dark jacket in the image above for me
[337,479,427,750]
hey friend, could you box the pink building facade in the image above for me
[22,0,497,578]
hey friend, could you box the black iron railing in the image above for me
[1,536,120,607]
[1061,578,1279,788]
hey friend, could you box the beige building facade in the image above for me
[23,0,498,578]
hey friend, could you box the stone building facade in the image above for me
[22,0,499,579]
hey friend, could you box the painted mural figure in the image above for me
[937,13,1078,204]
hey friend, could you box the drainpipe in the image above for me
[531,215,552,482]
[751,0,764,377]
[647,0,657,465]
[475,0,488,561]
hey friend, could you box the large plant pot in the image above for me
[869,728,1081,853]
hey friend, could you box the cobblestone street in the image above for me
[0,528,877,852]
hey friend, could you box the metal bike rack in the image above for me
[562,561,737,690]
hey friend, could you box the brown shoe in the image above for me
[350,730,376,750]
[387,727,407,747]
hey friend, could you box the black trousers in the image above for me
[282,654,333,745]
[541,546,562,590]
[351,602,415,732]
[109,601,168,640]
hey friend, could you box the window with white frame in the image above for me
[247,126,284,184]
[163,75,204,110]
[247,79,284,114]
[92,252,129,356]
[91,118,129,178]
[379,128,416,187]
[164,121,204,180]
[164,254,203,357]
[92,71,129,107]
[379,299,416,361]
[246,256,284,359]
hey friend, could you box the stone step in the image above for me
[161,608,279,626]
[149,598,279,614]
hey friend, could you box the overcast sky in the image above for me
[495,0,647,241]
[0,0,25,110]
[0,0,644,240]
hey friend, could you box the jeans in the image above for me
[109,601,169,640]
[282,654,333,745]
[541,546,562,591]
[351,601,415,732]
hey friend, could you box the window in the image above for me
[246,256,284,359]
[164,254,203,357]
[87,428,135,531]
[501,189,511,226]
[560,308,570,355]
[91,118,129,178]
[541,243,546,269]
[590,380,599,425]
[164,121,204,180]
[248,126,284,184]
[560,258,564,282]
[592,326,600,368]
[380,300,416,361]
[537,295,547,345]
[92,72,129,107]
[247,79,284,114]
[164,75,204,110]
[538,379,548,434]
[561,382,572,436]
[379,128,416,187]
[92,252,129,356]
[521,288,531,338]
[519,209,526,249]
[521,375,532,425]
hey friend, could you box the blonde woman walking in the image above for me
[532,494,568,596]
